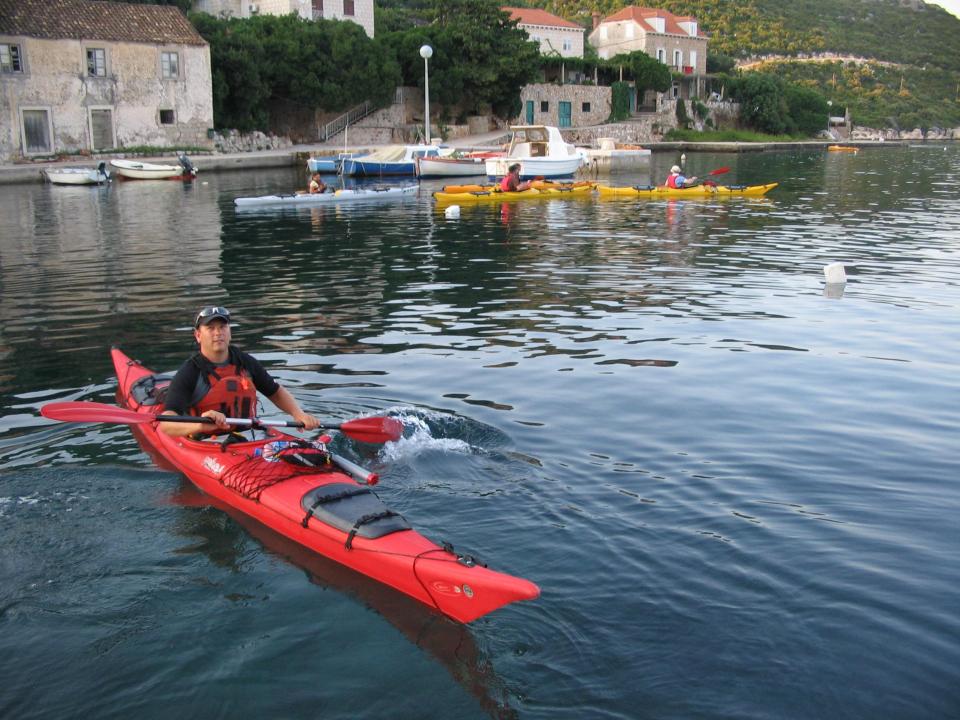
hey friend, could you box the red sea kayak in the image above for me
[110,348,539,622]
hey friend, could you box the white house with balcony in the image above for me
[503,6,585,58]
[0,0,213,163]
[193,0,374,37]
[588,6,708,100]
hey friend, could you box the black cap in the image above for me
[195,306,231,328]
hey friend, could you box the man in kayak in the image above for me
[500,163,532,193]
[308,173,327,194]
[160,306,321,438]
[665,165,698,189]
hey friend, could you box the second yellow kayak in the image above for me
[596,182,778,198]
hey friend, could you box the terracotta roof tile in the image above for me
[601,5,707,38]
[0,0,207,46]
[503,6,583,31]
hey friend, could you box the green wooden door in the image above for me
[559,101,572,128]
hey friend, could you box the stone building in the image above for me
[193,0,375,38]
[588,6,708,100]
[517,83,611,128]
[503,6,585,58]
[0,0,213,163]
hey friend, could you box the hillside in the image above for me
[512,0,960,129]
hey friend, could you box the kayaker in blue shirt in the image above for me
[160,306,320,438]
[665,165,698,189]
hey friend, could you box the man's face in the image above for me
[194,318,231,356]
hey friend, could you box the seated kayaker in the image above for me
[665,165,698,189]
[309,173,327,194]
[159,306,320,438]
[500,163,532,193]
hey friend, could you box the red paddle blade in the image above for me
[709,166,731,176]
[337,416,403,443]
[41,401,151,425]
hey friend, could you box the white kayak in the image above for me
[234,184,417,208]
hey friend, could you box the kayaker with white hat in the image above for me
[665,164,698,189]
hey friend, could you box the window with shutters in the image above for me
[1,44,24,73]
[87,48,106,77]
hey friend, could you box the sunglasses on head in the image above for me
[195,306,230,328]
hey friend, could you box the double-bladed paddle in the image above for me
[40,401,403,445]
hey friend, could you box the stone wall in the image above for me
[515,83,612,127]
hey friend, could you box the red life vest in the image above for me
[500,174,515,192]
[192,363,258,419]
[666,173,680,189]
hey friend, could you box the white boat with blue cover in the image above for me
[306,153,356,173]
[341,145,445,177]
[234,184,417,208]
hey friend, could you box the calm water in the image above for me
[1,145,958,719]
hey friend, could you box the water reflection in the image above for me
[168,478,518,719]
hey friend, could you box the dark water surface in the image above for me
[1,146,958,719]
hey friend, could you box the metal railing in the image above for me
[320,88,405,143]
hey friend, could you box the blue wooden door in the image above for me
[525,100,534,124]
[558,101,572,128]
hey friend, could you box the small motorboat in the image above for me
[44,162,110,185]
[485,125,587,179]
[111,153,197,180]
[416,155,488,178]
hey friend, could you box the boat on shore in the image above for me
[111,154,197,181]
[87,348,538,623]
[44,161,110,185]
[597,182,778,198]
[484,125,587,179]
[341,145,445,177]
[235,184,417,208]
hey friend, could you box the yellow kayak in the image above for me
[596,182,778,198]
[439,180,596,194]
[434,184,596,204]
[828,145,858,153]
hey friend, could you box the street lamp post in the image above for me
[420,44,433,145]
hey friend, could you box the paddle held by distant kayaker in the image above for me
[159,305,320,437]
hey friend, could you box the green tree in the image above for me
[609,51,671,96]
[383,0,539,119]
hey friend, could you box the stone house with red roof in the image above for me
[504,6,584,58]
[502,7,612,128]
[0,0,213,163]
[588,6,708,101]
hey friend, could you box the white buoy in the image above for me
[823,262,847,284]
[444,204,460,219]
[680,152,687,168]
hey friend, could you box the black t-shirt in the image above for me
[163,346,280,415]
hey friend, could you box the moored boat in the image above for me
[485,125,587,179]
[416,155,487,178]
[235,184,417,208]
[111,154,197,180]
[44,161,110,185]
[341,145,445,177]
[72,348,539,623]
[596,182,779,198]
[306,153,355,173]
